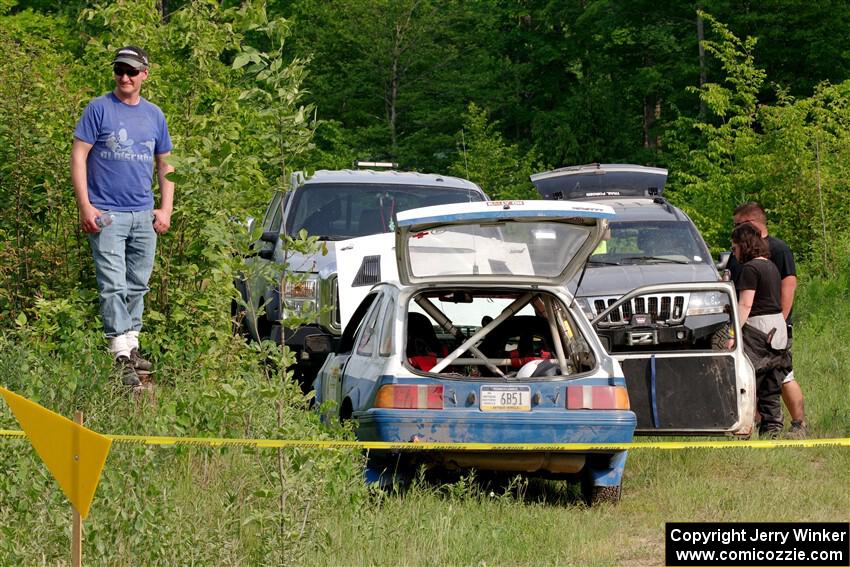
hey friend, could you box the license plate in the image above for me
[480,385,531,412]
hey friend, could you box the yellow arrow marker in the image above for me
[0,387,111,519]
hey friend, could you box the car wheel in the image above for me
[364,454,412,492]
[583,483,621,506]
[339,398,353,422]
[581,470,622,506]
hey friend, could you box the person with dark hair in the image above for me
[71,46,174,387]
[729,202,806,436]
[731,223,789,437]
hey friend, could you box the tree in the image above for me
[0,10,91,320]
[448,103,539,200]
[665,12,765,250]
[717,0,850,98]
[282,0,505,171]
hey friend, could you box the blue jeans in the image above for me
[88,210,157,338]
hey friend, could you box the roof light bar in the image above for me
[354,160,399,169]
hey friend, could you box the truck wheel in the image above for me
[711,323,734,350]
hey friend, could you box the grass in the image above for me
[307,446,848,567]
[0,271,848,565]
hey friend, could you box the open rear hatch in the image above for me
[395,200,614,287]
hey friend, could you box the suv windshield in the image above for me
[286,183,484,239]
[589,221,709,265]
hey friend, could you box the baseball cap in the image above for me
[112,46,149,70]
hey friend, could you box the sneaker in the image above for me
[758,427,782,440]
[130,348,153,373]
[788,420,808,439]
[115,355,141,387]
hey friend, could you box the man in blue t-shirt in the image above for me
[728,202,806,436]
[71,45,174,387]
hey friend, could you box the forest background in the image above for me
[0,1,848,565]
[3,0,850,323]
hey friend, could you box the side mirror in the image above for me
[258,231,280,260]
[716,251,731,271]
[260,231,280,244]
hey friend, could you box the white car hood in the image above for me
[335,232,398,329]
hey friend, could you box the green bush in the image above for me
[0,2,367,563]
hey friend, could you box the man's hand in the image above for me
[71,138,97,232]
[79,203,103,234]
[154,152,174,235]
[153,208,172,234]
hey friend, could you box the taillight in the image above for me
[566,385,630,410]
[375,385,444,409]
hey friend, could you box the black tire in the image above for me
[581,470,622,506]
[365,453,413,492]
[339,398,354,422]
[711,323,734,350]
[583,484,621,506]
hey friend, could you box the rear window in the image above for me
[286,183,484,239]
[590,221,710,265]
[406,221,590,280]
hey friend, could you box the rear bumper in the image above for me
[355,409,635,476]
[355,408,636,444]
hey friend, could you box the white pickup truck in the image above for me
[234,169,487,390]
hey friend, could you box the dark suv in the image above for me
[531,164,748,435]
[531,163,726,352]
[235,169,487,387]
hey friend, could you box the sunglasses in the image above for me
[113,65,141,77]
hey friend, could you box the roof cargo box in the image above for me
[531,163,667,201]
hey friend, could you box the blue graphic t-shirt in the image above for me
[74,92,173,211]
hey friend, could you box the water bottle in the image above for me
[95,214,113,229]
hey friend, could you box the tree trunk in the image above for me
[388,38,399,155]
[643,96,661,149]
[696,9,707,117]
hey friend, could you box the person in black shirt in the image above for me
[732,223,789,437]
[729,202,806,436]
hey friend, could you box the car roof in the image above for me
[598,198,691,223]
[302,169,485,192]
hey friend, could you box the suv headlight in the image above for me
[686,291,727,316]
[283,274,319,315]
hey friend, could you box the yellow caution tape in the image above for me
[1,429,848,451]
[3,384,844,522]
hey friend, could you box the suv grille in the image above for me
[591,293,687,326]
